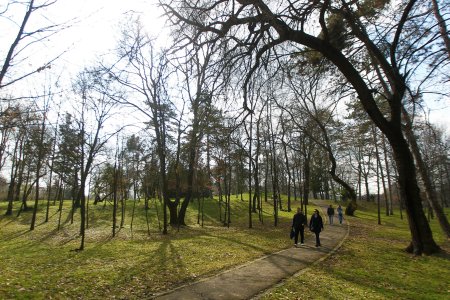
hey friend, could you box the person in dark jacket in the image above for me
[327,204,335,225]
[291,207,307,246]
[309,209,324,247]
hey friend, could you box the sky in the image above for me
[0,0,166,90]
[48,0,166,73]
[1,0,449,134]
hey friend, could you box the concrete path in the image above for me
[153,208,349,300]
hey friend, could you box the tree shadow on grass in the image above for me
[434,248,450,260]
[0,228,30,241]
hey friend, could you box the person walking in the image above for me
[291,207,307,246]
[337,205,344,224]
[309,209,324,247]
[327,204,335,225]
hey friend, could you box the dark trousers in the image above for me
[314,231,321,246]
[294,226,305,244]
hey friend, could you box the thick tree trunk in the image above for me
[167,201,178,225]
[388,130,440,254]
[177,111,201,225]
[177,146,196,226]
[402,112,450,239]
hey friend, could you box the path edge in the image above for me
[251,218,350,299]
[152,206,350,300]
[150,234,313,299]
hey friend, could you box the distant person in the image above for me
[94,194,101,205]
[291,207,307,246]
[309,209,324,247]
[337,205,344,224]
[327,204,335,224]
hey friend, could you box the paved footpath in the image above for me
[153,207,349,300]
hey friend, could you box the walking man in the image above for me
[291,207,307,246]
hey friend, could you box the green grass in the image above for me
[261,201,450,300]
[0,195,302,299]
[1,197,448,299]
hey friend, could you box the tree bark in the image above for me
[389,128,440,254]
[431,0,450,59]
[402,110,450,239]
[382,135,394,215]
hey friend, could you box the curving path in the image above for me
[153,206,349,300]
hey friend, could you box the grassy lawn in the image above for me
[261,201,450,300]
[1,197,448,299]
[0,195,301,299]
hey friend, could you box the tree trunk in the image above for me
[112,160,118,237]
[402,111,450,239]
[248,113,253,228]
[382,135,394,215]
[31,116,47,231]
[357,149,362,201]
[372,127,389,217]
[264,148,269,203]
[303,152,311,207]
[431,0,450,59]
[373,125,382,225]
[57,183,64,231]
[6,136,22,215]
[388,129,440,254]
[177,120,199,226]
[283,142,292,212]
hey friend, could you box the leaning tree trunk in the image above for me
[402,111,450,239]
[308,25,439,254]
[388,128,440,254]
[431,0,450,59]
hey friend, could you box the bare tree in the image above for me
[72,68,119,250]
[0,0,64,90]
[174,41,219,226]
[109,18,175,234]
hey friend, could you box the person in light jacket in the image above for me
[337,205,344,224]
[309,209,324,247]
